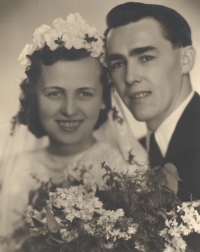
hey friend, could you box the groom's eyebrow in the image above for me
[107,46,157,61]
[130,46,157,56]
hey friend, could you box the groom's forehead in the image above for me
[106,19,170,55]
[106,17,167,41]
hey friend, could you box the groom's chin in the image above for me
[128,107,151,122]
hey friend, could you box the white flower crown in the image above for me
[18,13,106,69]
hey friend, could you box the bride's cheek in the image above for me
[38,98,62,118]
[84,98,104,119]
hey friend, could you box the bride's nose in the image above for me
[61,96,79,116]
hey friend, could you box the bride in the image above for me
[0,13,147,244]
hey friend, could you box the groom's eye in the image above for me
[110,61,125,71]
[139,55,155,62]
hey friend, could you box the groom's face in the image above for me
[106,18,184,130]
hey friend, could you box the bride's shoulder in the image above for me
[90,141,122,158]
[86,141,127,169]
[87,141,147,174]
[14,147,47,164]
[10,148,48,175]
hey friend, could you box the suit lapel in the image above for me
[165,92,200,166]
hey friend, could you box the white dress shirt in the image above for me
[147,91,194,157]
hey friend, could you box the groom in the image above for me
[104,2,200,203]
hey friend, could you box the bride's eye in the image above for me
[47,92,63,98]
[78,92,93,99]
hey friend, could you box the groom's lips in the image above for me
[130,91,151,100]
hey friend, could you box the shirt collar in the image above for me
[147,91,194,156]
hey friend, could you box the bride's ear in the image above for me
[181,45,196,74]
[100,71,112,110]
[107,72,113,86]
[100,102,106,110]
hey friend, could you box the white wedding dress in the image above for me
[0,88,148,248]
[0,140,138,237]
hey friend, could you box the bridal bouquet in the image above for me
[26,162,200,252]
[1,163,99,252]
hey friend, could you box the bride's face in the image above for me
[36,57,105,146]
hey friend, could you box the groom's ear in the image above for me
[181,45,196,74]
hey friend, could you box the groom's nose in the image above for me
[125,62,142,85]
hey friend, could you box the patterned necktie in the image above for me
[149,133,164,168]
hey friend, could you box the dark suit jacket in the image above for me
[165,92,200,202]
[141,92,200,201]
[166,93,200,252]
[140,92,200,251]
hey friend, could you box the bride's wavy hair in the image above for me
[18,45,111,138]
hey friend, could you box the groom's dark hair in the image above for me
[105,2,192,48]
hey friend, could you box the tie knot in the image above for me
[149,133,164,168]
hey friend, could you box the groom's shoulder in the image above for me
[183,92,200,126]
[189,92,200,111]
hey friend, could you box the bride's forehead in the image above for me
[40,57,102,76]
[37,59,103,89]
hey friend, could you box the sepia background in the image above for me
[0,0,200,138]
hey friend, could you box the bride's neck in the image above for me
[47,136,96,156]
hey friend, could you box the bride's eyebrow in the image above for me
[43,86,65,92]
[77,87,96,92]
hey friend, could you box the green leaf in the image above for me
[101,162,112,172]
[46,234,64,246]
[156,209,167,220]
[162,163,181,195]
[46,205,61,233]
[31,216,45,228]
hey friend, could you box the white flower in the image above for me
[52,18,67,38]
[127,225,137,235]
[18,44,35,67]
[90,39,104,57]
[52,17,66,30]
[66,13,85,24]
[163,244,176,252]
[102,242,114,249]
[176,200,200,234]
[134,242,145,252]
[60,228,78,242]
[86,26,97,37]
[74,13,86,23]
[66,13,77,23]
[44,28,59,50]
[33,24,51,36]
[19,13,105,69]
[33,24,51,48]
[73,38,85,49]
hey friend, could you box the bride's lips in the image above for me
[56,120,83,132]
[130,91,151,100]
